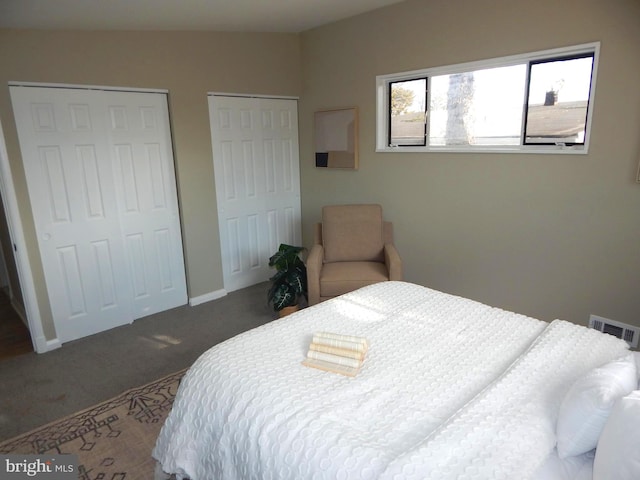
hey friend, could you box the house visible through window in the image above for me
[378,43,599,154]
[524,54,594,145]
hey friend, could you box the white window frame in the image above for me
[376,42,600,154]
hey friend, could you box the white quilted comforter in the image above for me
[153,281,630,480]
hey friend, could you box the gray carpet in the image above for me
[0,282,276,442]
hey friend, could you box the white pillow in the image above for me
[593,390,640,479]
[531,448,595,480]
[556,353,637,458]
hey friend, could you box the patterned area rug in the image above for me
[0,369,186,479]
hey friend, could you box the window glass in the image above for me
[525,55,594,144]
[390,78,426,146]
[429,65,526,146]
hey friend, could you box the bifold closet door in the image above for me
[10,86,187,343]
[105,90,187,319]
[209,95,301,292]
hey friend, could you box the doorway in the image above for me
[0,289,32,360]
[0,213,32,359]
[0,114,34,357]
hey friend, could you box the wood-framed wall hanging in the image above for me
[314,107,359,169]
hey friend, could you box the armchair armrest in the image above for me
[384,243,403,281]
[306,244,324,306]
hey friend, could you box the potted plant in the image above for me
[267,244,307,317]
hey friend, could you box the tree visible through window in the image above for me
[444,72,475,146]
[390,78,426,146]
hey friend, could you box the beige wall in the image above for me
[0,29,301,340]
[299,0,640,327]
[2,0,639,344]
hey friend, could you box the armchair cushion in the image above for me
[322,204,384,263]
[320,262,390,298]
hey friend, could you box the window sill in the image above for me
[375,144,588,155]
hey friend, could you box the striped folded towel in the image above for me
[311,331,368,353]
[302,331,368,377]
[308,342,365,361]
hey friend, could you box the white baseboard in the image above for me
[189,288,227,306]
[33,335,61,354]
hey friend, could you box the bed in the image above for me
[153,281,640,480]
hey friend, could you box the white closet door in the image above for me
[10,86,187,343]
[209,95,301,292]
[10,86,133,342]
[106,91,187,318]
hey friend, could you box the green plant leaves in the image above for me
[267,244,307,311]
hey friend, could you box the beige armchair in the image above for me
[306,204,403,306]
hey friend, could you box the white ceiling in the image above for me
[0,0,407,33]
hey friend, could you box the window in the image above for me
[377,43,599,154]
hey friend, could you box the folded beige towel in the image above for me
[306,350,362,369]
[309,342,365,361]
[311,332,368,353]
[302,331,369,377]
[302,358,361,377]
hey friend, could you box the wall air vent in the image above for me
[589,315,639,349]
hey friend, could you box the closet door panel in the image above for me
[10,86,187,343]
[10,86,132,343]
[105,90,187,318]
[209,95,301,292]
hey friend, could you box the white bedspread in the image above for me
[153,281,630,480]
